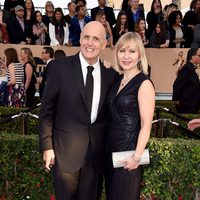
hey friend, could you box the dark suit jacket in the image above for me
[91,6,116,27]
[7,17,29,44]
[39,53,117,172]
[172,61,200,113]
[69,16,91,46]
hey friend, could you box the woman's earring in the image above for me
[138,60,142,70]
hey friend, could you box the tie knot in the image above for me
[87,66,94,74]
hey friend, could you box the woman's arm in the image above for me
[7,63,16,86]
[160,39,169,48]
[106,22,114,48]
[121,80,155,171]
[134,80,155,159]
[33,24,42,36]
[24,63,33,90]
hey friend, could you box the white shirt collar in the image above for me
[79,52,100,74]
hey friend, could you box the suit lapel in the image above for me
[97,61,107,114]
[71,53,86,102]
[71,53,92,116]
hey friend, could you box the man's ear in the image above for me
[101,39,107,50]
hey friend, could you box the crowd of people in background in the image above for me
[0,0,199,48]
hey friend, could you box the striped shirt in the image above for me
[6,62,24,85]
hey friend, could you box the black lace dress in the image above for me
[105,72,150,200]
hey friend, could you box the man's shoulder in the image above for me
[8,17,17,25]
[101,65,118,79]
[91,6,99,12]
[84,16,92,22]
[178,62,194,74]
[105,6,114,11]
[53,54,78,65]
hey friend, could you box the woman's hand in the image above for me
[101,59,112,68]
[119,156,140,171]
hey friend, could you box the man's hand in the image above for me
[43,149,55,171]
[187,118,200,131]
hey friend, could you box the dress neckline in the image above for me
[116,72,142,96]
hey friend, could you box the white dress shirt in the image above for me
[79,52,101,123]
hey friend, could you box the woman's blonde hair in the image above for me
[114,32,148,75]
[21,47,36,67]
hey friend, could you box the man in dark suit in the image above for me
[38,47,54,99]
[7,5,31,44]
[91,0,116,28]
[39,21,117,200]
[69,5,91,46]
[173,48,200,114]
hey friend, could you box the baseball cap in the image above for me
[15,5,24,12]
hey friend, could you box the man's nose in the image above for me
[87,38,93,45]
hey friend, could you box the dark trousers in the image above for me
[53,145,99,200]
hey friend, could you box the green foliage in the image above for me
[143,138,200,200]
[0,107,39,135]
[0,133,53,200]
[0,134,199,199]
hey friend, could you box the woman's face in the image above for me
[25,0,32,9]
[153,0,161,10]
[139,20,145,30]
[55,11,62,21]
[100,15,106,25]
[194,0,200,11]
[156,24,160,33]
[120,14,127,25]
[175,14,181,25]
[20,50,27,61]
[36,12,42,22]
[117,42,140,71]
[46,3,54,12]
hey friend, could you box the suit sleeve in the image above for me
[90,8,96,21]
[39,61,60,151]
[108,8,116,26]
[172,69,190,101]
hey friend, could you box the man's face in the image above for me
[69,3,76,13]
[41,49,49,61]
[80,22,106,65]
[131,0,139,9]
[98,0,106,7]
[192,49,200,65]
[77,6,86,17]
[15,9,24,19]
[76,1,85,6]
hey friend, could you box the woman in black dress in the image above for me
[105,32,155,200]
[20,47,36,107]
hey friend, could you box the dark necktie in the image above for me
[85,66,94,114]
